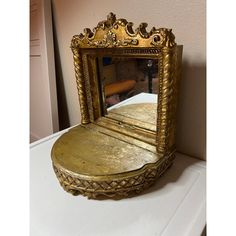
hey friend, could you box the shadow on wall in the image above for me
[176,61,206,160]
[51,9,70,130]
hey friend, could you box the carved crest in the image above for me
[71,12,176,49]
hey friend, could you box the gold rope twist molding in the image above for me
[71,47,90,124]
[157,50,176,154]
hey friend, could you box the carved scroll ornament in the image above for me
[71,12,176,49]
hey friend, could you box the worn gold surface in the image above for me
[53,153,174,199]
[52,124,175,198]
[52,13,182,199]
[53,153,175,199]
[52,125,159,176]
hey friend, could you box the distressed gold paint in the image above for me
[51,13,182,199]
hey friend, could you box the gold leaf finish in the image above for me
[71,47,90,124]
[52,13,183,199]
[71,12,176,49]
[156,47,182,154]
[53,151,175,199]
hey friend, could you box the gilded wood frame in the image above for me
[51,13,182,199]
[70,12,182,157]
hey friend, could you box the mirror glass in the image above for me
[98,56,159,131]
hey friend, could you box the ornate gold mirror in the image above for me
[51,13,183,199]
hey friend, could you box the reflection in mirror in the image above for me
[98,57,159,131]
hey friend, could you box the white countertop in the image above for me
[30,93,206,236]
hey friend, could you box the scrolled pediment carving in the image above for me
[71,12,176,49]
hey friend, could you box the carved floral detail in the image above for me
[87,30,139,47]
